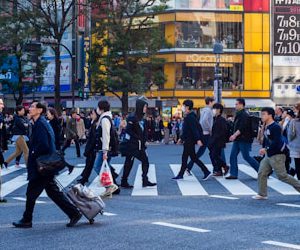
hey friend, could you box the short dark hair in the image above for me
[15,105,24,114]
[205,97,214,105]
[32,101,47,115]
[70,109,77,115]
[213,103,224,114]
[183,99,193,110]
[261,107,275,119]
[236,98,245,107]
[98,100,110,112]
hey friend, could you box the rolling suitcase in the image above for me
[57,180,105,224]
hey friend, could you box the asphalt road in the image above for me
[0,142,300,250]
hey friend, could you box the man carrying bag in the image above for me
[13,101,81,228]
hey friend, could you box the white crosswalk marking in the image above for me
[170,164,208,196]
[0,165,26,177]
[2,174,28,197]
[88,164,123,195]
[40,168,82,197]
[206,164,256,195]
[132,164,157,196]
[239,164,299,195]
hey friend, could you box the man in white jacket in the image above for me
[186,97,214,174]
[93,101,119,198]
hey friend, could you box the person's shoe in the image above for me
[185,169,192,176]
[12,219,32,228]
[101,184,119,198]
[213,172,223,177]
[142,180,157,187]
[225,175,238,180]
[15,161,20,167]
[203,172,213,181]
[3,162,8,169]
[172,175,184,180]
[0,198,7,203]
[222,166,229,176]
[121,182,134,189]
[68,165,75,175]
[66,213,82,227]
[252,195,268,200]
[113,186,121,195]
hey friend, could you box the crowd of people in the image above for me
[0,96,300,228]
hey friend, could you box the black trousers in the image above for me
[122,149,149,183]
[209,146,226,173]
[79,151,97,185]
[178,142,209,177]
[62,139,81,157]
[23,177,79,222]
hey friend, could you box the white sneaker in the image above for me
[252,195,268,200]
[101,184,118,198]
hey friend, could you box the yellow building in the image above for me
[143,0,273,109]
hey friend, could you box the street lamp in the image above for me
[40,38,76,108]
[213,42,223,104]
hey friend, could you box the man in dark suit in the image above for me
[13,101,81,228]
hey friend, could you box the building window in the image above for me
[175,21,243,49]
[175,62,243,90]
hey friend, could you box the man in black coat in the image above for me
[13,101,81,228]
[120,98,157,188]
[208,103,229,176]
[172,100,212,180]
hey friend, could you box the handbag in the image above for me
[36,151,66,176]
[99,160,113,187]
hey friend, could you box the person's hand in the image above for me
[259,148,266,156]
[177,139,182,145]
[229,135,236,142]
[103,153,108,161]
[197,140,203,146]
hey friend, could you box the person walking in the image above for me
[253,107,300,200]
[4,106,29,168]
[120,98,157,188]
[172,100,212,181]
[0,98,7,203]
[61,110,81,157]
[226,98,259,179]
[288,102,300,179]
[77,109,99,185]
[186,97,214,174]
[47,107,62,151]
[13,101,81,228]
[208,103,229,176]
[76,114,86,145]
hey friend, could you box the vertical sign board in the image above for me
[273,0,300,67]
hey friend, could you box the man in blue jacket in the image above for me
[172,100,212,180]
[13,101,81,228]
[253,107,300,200]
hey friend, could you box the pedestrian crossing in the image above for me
[1,163,300,198]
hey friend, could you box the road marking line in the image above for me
[206,164,256,195]
[132,164,157,196]
[277,203,300,208]
[210,195,239,200]
[2,175,28,197]
[239,164,300,195]
[76,164,85,167]
[103,212,117,216]
[0,165,25,177]
[152,222,211,233]
[88,164,123,195]
[40,168,82,197]
[262,241,300,249]
[169,164,208,196]
[12,197,46,204]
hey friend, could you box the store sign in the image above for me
[177,54,242,63]
[273,0,300,66]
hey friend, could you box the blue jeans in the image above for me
[93,152,111,175]
[187,134,210,170]
[229,141,259,177]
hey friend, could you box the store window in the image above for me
[175,62,243,90]
[175,21,243,49]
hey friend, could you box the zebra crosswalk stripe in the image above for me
[0,165,25,177]
[170,164,208,196]
[131,164,157,196]
[2,174,28,197]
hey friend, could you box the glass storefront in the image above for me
[175,62,243,90]
[175,21,243,49]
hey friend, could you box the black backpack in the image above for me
[249,115,261,138]
[96,116,119,157]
